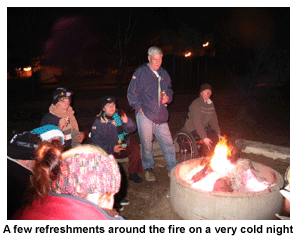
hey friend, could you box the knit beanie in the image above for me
[31,125,64,145]
[200,83,212,93]
[101,96,116,109]
[52,152,121,195]
[52,87,72,105]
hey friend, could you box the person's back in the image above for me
[7,158,32,219]
[13,143,124,220]
[14,193,123,220]
[7,125,64,219]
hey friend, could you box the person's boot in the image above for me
[129,173,143,183]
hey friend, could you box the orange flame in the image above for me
[209,136,234,175]
[184,52,192,57]
[191,137,235,191]
[186,136,269,192]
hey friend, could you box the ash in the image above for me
[225,158,270,193]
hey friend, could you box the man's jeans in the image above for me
[136,112,177,171]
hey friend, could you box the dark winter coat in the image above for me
[184,96,221,139]
[90,116,136,155]
[127,63,173,124]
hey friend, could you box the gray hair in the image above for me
[148,46,163,56]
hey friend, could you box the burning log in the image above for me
[213,177,233,192]
[191,165,212,183]
[182,158,271,193]
[227,146,240,164]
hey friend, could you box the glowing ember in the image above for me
[192,172,220,191]
[242,169,269,192]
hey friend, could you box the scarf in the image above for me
[49,104,79,135]
[104,112,128,141]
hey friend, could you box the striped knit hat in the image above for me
[52,152,121,195]
[31,125,64,145]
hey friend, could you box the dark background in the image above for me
[7,7,290,147]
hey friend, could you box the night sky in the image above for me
[7,7,290,67]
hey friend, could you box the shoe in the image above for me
[129,173,143,183]
[145,168,156,182]
[119,198,130,206]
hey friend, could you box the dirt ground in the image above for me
[7,84,290,220]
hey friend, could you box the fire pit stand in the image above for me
[170,159,284,220]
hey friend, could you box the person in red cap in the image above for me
[184,83,222,156]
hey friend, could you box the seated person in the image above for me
[90,96,143,184]
[40,87,85,150]
[12,144,124,220]
[184,83,221,156]
[7,125,64,219]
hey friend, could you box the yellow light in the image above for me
[209,136,234,175]
[23,67,32,71]
[184,52,192,57]
[203,42,209,47]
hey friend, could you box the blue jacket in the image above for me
[90,116,136,155]
[127,63,173,124]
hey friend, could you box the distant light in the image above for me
[23,67,32,71]
[185,52,192,57]
[203,42,209,47]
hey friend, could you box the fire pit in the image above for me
[170,138,284,220]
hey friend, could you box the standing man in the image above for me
[127,46,177,182]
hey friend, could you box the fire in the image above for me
[209,137,234,175]
[242,169,269,192]
[191,137,235,191]
[192,172,220,191]
[182,136,270,193]
[203,42,209,47]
